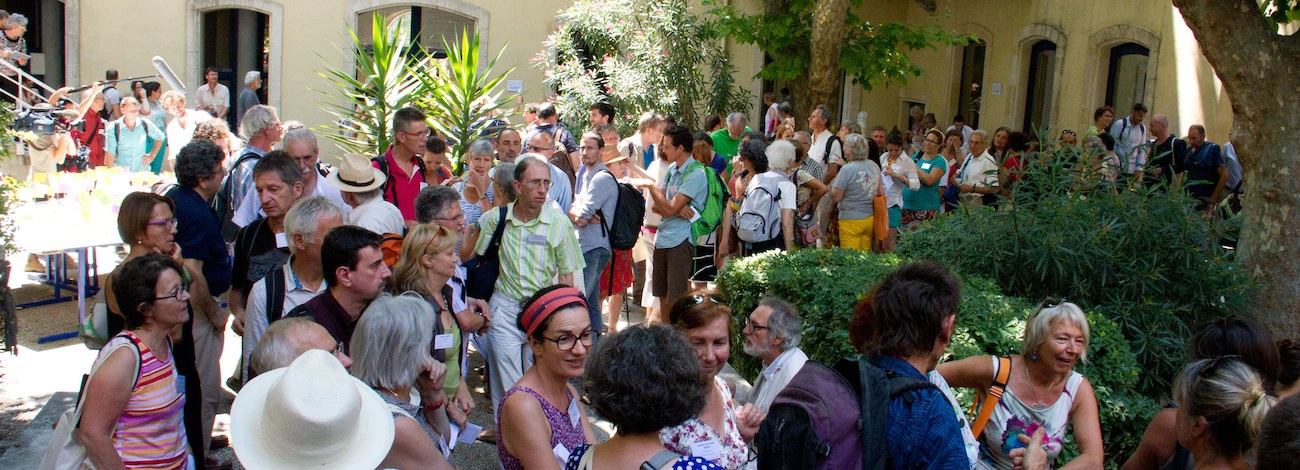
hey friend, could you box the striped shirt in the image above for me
[474,202,584,301]
[101,332,189,469]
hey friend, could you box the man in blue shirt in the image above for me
[166,139,233,460]
[851,260,969,469]
[570,132,618,335]
[638,125,705,307]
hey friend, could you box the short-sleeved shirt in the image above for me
[903,155,948,211]
[374,148,426,221]
[833,160,881,220]
[747,171,797,211]
[229,145,268,215]
[242,261,326,379]
[473,202,584,301]
[77,109,107,167]
[230,217,286,297]
[348,196,405,235]
[168,185,232,296]
[105,118,166,172]
[0,35,26,76]
[194,83,230,116]
[1183,142,1225,200]
[709,128,750,158]
[656,160,708,248]
[165,110,212,161]
[572,162,618,253]
[810,129,844,167]
[103,88,122,112]
[27,133,73,174]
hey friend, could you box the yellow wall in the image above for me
[853,0,1233,142]
[70,0,1233,153]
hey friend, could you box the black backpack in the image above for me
[755,356,936,470]
[215,149,263,242]
[597,170,645,251]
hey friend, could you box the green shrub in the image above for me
[897,152,1251,398]
[714,248,1158,466]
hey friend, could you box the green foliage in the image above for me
[714,248,1158,466]
[317,13,430,156]
[896,145,1252,400]
[0,102,20,255]
[416,30,515,173]
[1263,0,1300,29]
[538,0,751,135]
[708,0,972,90]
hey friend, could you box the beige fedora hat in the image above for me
[229,349,394,470]
[326,153,387,193]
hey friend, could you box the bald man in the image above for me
[1147,114,1187,188]
[248,317,352,378]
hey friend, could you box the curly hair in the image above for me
[174,140,225,188]
[582,324,708,434]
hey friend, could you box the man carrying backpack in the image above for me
[569,132,619,337]
[636,125,705,307]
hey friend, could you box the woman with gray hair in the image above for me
[938,300,1104,469]
[492,161,519,205]
[717,139,796,260]
[829,133,882,251]
[458,138,497,225]
[770,139,827,246]
[350,294,455,470]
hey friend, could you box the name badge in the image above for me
[434,333,454,350]
[552,443,571,466]
[275,232,288,248]
[920,162,932,171]
[420,182,429,190]
[527,234,547,246]
[690,438,722,461]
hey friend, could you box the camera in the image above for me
[13,106,84,135]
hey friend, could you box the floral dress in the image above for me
[659,376,748,470]
[977,368,1084,470]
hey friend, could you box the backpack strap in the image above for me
[596,169,618,239]
[485,205,509,258]
[75,336,143,427]
[969,356,1012,438]
[266,265,287,323]
[640,450,684,470]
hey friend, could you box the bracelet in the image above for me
[422,398,446,410]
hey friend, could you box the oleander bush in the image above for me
[715,248,1158,466]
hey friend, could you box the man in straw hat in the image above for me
[330,153,405,236]
[230,349,394,469]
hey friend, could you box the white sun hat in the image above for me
[327,153,387,193]
[229,349,395,469]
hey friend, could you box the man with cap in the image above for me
[331,153,405,235]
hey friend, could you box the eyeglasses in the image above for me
[151,285,189,302]
[530,145,555,153]
[401,129,431,139]
[147,218,179,228]
[682,293,724,308]
[1197,355,1241,378]
[1029,296,1066,319]
[543,330,597,351]
[432,213,466,223]
[925,139,942,145]
[744,317,768,332]
[524,179,552,189]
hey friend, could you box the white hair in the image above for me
[240,105,279,140]
[244,70,261,86]
[283,196,342,255]
[350,295,435,391]
[766,139,798,172]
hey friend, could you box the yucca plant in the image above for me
[415,30,515,174]
[317,13,435,156]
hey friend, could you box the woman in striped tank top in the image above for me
[80,253,192,469]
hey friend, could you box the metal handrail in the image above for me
[0,59,57,111]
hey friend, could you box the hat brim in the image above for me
[326,167,387,193]
[229,367,395,470]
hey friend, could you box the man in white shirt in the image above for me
[194,66,230,120]
[955,129,1000,207]
[1109,102,1149,182]
[233,128,349,226]
[741,297,808,413]
[329,153,405,235]
[241,196,343,381]
[808,104,844,184]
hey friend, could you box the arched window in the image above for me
[1022,40,1056,134]
[1105,42,1150,114]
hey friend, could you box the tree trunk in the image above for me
[806,0,851,125]
[1174,0,1300,337]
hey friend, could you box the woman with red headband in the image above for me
[497,285,597,470]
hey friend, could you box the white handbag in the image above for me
[38,339,139,470]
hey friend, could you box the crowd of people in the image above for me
[8,57,1287,469]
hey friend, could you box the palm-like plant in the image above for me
[416,30,515,174]
[317,13,434,155]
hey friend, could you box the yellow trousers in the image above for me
[838,217,875,251]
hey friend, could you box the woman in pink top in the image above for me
[80,253,191,469]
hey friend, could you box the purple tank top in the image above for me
[498,385,588,470]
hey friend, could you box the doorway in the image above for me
[201,8,269,130]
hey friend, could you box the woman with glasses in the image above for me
[92,192,181,341]
[390,223,486,432]
[1170,357,1275,470]
[938,301,1104,469]
[78,253,193,469]
[901,128,948,232]
[497,285,596,470]
[1122,316,1282,470]
[662,290,764,470]
[459,139,497,225]
[350,294,455,470]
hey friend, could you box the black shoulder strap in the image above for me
[596,169,619,238]
[486,205,509,257]
[641,450,683,470]
[373,154,394,201]
[267,265,287,323]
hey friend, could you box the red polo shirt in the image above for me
[373,147,425,221]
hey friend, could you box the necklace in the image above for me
[1023,363,1062,411]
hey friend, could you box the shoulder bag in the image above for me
[39,337,142,470]
[464,206,509,300]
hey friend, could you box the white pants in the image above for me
[191,303,224,454]
[484,293,533,418]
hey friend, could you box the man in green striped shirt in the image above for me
[470,155,585,410]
